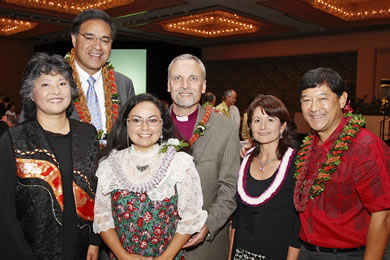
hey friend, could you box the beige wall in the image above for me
[202,30,390,102]
[0,39,34,111]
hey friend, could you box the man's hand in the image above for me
[182,224,209,248]
[86,245,99,260]
[240,139,253,158]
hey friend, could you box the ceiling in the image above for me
[1,0,390,48]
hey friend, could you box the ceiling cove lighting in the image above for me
[308,0,390,21]
[4,0,135,15]
[162,10,260,38]
[0,17,37,35]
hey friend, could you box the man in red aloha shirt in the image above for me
[294,67,390,259]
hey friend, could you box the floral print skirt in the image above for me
[110,189,185,259]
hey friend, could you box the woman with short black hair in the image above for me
[0,52,100,259]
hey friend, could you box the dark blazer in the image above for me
[184,105,240,260]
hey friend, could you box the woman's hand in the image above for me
[121,254,153,260]
[151,256,167,260]
[86,245,99,260]
[100,229,153,260]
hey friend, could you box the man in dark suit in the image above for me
[20,9,134,140]
[167,54,240,260]
[68,9,134,259]
[69,9,134,142]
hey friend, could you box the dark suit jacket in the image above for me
[69,71,135,120]
[0,121,8,137]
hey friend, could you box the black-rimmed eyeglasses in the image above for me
[78,32,112,45]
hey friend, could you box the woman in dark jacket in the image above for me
[0,53,100,259]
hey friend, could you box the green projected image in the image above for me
[109,49,147,94]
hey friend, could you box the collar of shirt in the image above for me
[74,61,107,132]
[171,106,199,140]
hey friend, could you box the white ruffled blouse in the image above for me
[93,144,207,235]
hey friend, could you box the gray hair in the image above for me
[223,89,235,98]
[21,52,78,120]
[167,54,206,80]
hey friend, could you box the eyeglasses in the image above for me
[78,32,112,45]
[127,118,162,127]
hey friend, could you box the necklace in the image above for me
[187,104,212,146]
[136,165,149,172]
[237,147,294,207]
[65,48,119,140]
[257,156,278,171]
[293,113,365,212]
[109,145,176,193]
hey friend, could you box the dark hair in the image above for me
[202,92,216,105]
[102,93,176,158]
[21,52,77,120]
[300,67,345,97]
[248,94,295,160]
[0,107,5,118]
[71,9,116,40]
[6,102,15,111]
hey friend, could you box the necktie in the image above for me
[86,76,103,131]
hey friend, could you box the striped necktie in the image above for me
[86,76,103,131]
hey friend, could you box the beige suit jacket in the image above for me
[184,105,240,260]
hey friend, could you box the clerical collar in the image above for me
[171,107,198,122]
[176,115,188,122]
[171,107,199,141]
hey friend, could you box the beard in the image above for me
[172,92,197,108]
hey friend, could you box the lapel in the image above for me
[191,105,212,162]
[69,119,81,170]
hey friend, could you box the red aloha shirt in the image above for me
[299,116,390,248]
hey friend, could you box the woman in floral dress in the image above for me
[93,93,207,260]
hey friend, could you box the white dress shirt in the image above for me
[75,61,107,133]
